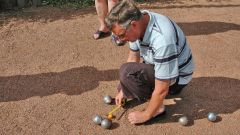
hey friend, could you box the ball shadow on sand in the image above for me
[0,66,119,102]
[110,122,120,130]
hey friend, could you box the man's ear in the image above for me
[131,20,138,27]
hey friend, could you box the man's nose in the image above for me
[120,37,127,42]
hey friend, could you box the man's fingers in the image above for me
[115,98,118,105]
[115,98,120,105]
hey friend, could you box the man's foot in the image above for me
[153,105,165,117]
[143,105,166,125]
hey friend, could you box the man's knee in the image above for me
[119,63,132,82]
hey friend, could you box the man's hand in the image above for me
[128,80,170,124]
[128,111,150,124]
[115,90,125,106]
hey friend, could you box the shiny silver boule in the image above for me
[93,115,102,125]
[103,95,112,104]
[101,119,112,129]
[178,116,188,126]
[207,112,217,122]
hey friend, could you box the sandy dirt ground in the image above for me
[0,0,240,134]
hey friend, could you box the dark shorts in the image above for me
[117,62,187,100]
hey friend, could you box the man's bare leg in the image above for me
[94,0,109,39]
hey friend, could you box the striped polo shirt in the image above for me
[129,10,194,85]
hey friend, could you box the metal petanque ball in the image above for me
[93,115,103,125]
[207,112,217,122]
[101,119,112,129]
[103,95,112,104]
[178,116,188,126]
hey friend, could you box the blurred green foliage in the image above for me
[44,0,145,9]
[44,0,95,9]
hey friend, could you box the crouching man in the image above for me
[105,0,195,124]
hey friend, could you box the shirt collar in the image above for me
[140,10,154,46]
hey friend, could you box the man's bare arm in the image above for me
[144,79,170,118]
[127,50,140,62]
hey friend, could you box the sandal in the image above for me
[93,30,111,40]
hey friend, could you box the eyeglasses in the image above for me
[116,19,133,40]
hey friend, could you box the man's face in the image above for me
[111,21,139,43]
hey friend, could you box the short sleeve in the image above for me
[129,41,139,52]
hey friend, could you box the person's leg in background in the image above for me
[94,0,124,45]
[107,0,118,12]
[94,0,110,39]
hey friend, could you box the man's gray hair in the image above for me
[105,0,142,30]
